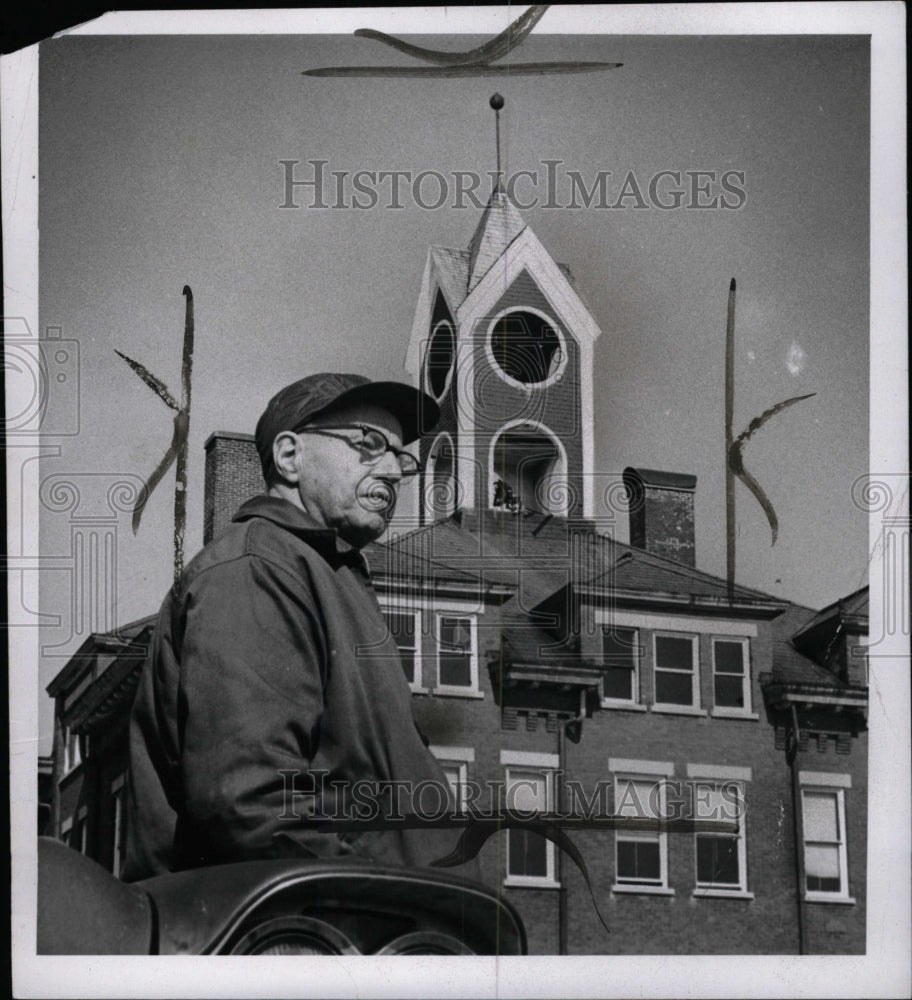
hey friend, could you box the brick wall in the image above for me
[204,432,264,543]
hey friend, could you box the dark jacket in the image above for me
[123,495,455,882]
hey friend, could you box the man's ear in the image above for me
[272,431,301,484]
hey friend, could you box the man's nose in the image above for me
[374,448,403,483]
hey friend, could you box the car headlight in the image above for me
[229,915,359,956]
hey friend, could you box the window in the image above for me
[382,608,421,687]
[425,320,455,401]
[430,746,474,814]
[425,433,457,519]
[436,613,479,693]
[613,776,669,892]
[601,626,640,704]
[502,751,559,887]
[693,782,748,894]
[111,775,127,877]
[802,786,851,900]
[63,726,82,774]
[712,637,751,713]
[487,309,566,387]
[653,632,699,708]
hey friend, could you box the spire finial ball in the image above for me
[489,93,505,110]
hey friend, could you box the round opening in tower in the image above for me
[489,310,564,386]
[426,320,455,400]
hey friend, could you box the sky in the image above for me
[32,26,871,749]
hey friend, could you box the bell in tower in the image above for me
[404,97,602,524]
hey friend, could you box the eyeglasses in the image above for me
[295,424,422,476]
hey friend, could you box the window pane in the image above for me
[440,617,472,686]
[714,674,744,708]
[655,635,694,670]
[440,651,470,686]
[602,627,637,668]
[655,670,693,705]
[603,666,633,701]
[440,764,461,811]
[616,779,659,819]
[509,829,548,877]
[697,834,740,885]
[807,874,842,893]
[714,640,745,674]
[803,792,839,842]
[509,772,546,812]
[384,611,416,682]
[805,844,841,880]
[617,839,660,881]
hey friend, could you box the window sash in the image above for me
[712,637,751,711]
[439,761,467,814]
[504,767,555,883]
[436,613,478,691]
[653,632,699,707]
[802,788,849,896]
[382,608,420,685]
[693,782,747,891]
[614,776,668,887]
[601,626,640,703]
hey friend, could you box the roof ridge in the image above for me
[607,539,789,602]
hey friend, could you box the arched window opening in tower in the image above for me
[426,320,456,400]
[490,311,563,386]
[427,434,456,517]
[490,424,567,516]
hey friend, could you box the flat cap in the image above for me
[255,372,439,479]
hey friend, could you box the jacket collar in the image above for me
[232,495,370,574]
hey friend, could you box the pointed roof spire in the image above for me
[465,95,527,290]
[490,93,504,192]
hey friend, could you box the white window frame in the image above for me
[800,777,854,904]
[379,602,424,692]
[600,624,643,708]
[711,636,754,717]
[62,725,82,775]
[424,318,456,402]
[484,305,568,391]
[612,771,673,895]
[691,779,751,898]
[501,751,559,889]
[111,774,126,877]
[430,746,474,814]
[435,611,482,697]
[652,631,700,712]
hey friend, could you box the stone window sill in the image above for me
[650,704,707,717]
[693,889,755,900]
[611,884,675,896]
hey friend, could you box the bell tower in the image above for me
[405,97,601,523]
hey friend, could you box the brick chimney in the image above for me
[622,467,697,567]
[204,432,264,543]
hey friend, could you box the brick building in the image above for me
[45,187,868,954]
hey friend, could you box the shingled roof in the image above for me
[466,191,527,292]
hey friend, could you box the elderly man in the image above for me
[123,373,453,881]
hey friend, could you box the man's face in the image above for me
[292,402,406,548]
